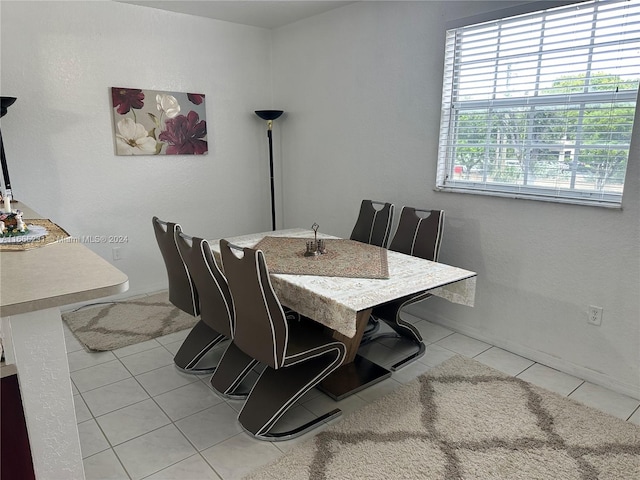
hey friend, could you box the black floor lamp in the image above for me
[1,96,17,200]
[255,110,284,231]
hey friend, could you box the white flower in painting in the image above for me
[116,118,157,155]
[156,94,180,119]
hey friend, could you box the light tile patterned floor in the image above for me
[65,310,640,480]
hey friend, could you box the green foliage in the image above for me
[452,72,638,190]
[545,72,639,95]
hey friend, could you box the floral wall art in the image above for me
[111,87,207,155]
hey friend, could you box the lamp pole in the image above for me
[255,110,283,231]
[266,119,276,231]
[1,97,17,201]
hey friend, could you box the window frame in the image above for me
[435,0,639,208]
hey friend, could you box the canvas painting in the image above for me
[111,87,207,155]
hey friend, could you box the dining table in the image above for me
[210,228,476,400]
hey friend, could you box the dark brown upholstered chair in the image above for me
[388,207,444,259]
[152,217,226,374]
[361,207,445,371]
[351,200,395,336]
[211,239,346,441]
[350,200,394,248]
[174,231,236,365]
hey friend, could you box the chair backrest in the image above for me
[219,239,288,369]
[152,217,199,316]
[389,207,445,261]
[175,233,234,338]
[350,200,395,247]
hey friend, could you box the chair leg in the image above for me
[238,348,344,441]
[389,339,425,371]
[359,317,426,371]
[361,316,380,340]
[210,342,258,399]
[173,320,227,374]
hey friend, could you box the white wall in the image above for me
[272,1,640,397]
[2,0,637,398]
[0,1,275,298]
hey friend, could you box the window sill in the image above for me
[434,185,623,209]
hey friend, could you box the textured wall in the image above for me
[2,0,637,397]
[271,1,640,396]
[0,1,274,297]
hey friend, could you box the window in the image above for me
[436,0,640,207]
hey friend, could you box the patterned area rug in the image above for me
[62,292,197,351]
[245,356,640,480]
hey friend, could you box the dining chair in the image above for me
[350,199,395,248]
[212,239,346,441]
[152,217,224,374]
[361,206,445,371]
[350,200,395,337]
[174,231,236,368]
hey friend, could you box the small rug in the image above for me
[252,236,389,279]
[245,355,640,480]
[62,291,197,351]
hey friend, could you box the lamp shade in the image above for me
[255,110,283,121]
[1,97,16,118]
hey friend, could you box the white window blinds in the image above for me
[436,0,640,207]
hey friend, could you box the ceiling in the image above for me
[116,1,355,29]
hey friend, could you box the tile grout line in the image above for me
[566,380,586,398]
[626,403,640,422]
[73,322,640,480]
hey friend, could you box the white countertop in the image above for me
[0,201,129,317]
[0,201,129,479]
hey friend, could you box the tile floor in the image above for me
[65,309,640,480]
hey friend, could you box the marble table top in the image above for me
[211,228,476,338]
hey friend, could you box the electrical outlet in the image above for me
[588,305,603,326]
[112,247,122,261]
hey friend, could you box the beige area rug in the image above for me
[246,356,640,480]
[62,292,197,351]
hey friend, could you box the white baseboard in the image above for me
[406,307,640,401]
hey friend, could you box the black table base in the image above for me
[318,354,391,401]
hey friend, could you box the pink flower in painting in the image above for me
[187,93,205,105]
[112,87,145,114]
[159,111,207,155]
